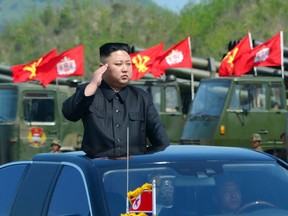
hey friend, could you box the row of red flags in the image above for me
[12,45,84,87]
[11,37,192,87]
[12,32,280,87]
[219,31,283,76]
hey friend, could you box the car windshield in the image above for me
[189,80,230,117]
[101,160,288,216]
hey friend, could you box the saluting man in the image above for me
[62,42,169,158]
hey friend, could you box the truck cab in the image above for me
[130,76,185,144]
[0,81,83,164]
[181,76,287,159]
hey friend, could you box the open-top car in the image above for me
[1,145,288,216]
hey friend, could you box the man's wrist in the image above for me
[84,82,98,96]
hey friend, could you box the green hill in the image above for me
[0,0,66,31]
[0,0,287,80]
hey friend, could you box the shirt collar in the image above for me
[101,81,128,102]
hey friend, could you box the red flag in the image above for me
[12,49,57,83]
[37,45,84,87]
[55,45,84,78]
[130,43,164,80]
[153,37,192,77]
[129,190,153,213]
[219,33,252,76]
[234,32,283,76]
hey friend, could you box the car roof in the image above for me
[30,145,277,168]
[202,76,283,82]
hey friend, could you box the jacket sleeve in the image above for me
[145,93,170,153]
[62,83,93,122]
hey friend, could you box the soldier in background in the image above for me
[250,133,263,151]
[50,139,61,153]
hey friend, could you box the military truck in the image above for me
[130,75,190,144]
[180,75,287,159]
[0,80,84,164]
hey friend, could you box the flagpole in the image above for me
[280,30,284,79]
[248,31,257,76]
[152,179,156,216]
[187,36,194,100]
[126,127,130,213]
[191,72,194,100]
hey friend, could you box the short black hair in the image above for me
[99,42,131,59]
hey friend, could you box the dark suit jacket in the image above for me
[62,81,169,158]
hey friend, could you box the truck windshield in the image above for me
[229,83,266,110]
[0,89,17,122]
[135,85,161,112]
[23,93,55,123]
[189,80,230,116]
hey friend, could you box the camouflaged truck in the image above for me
[181,76,288,160]
[0,79,84,164]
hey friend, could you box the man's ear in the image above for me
[99,63,104,67]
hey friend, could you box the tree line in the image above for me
[0,0,287,80]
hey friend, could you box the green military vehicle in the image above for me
[130,75,189,144]
[0,80,83,164]
[180,75,287,159]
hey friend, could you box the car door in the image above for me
[0,163,28,216]
[7,162,92,216]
